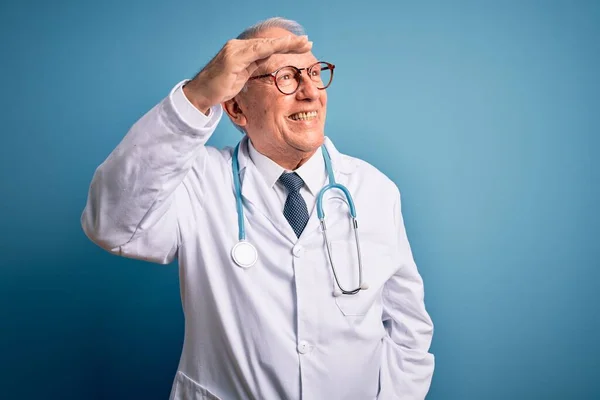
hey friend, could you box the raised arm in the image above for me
[81,35,312,264]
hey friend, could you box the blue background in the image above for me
[1,0,598,399]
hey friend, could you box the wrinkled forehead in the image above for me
[252,27,318,74]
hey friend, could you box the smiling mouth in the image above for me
[288,111,318,121]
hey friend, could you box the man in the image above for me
[81,17,434,400]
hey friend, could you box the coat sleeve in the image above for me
[80,81,223,264]
[378,188,435,399]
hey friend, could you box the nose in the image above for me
[295,72,320,101]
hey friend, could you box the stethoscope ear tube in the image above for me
[321,214,367,296]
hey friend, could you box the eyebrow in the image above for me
[256,62,278,75]
[259,60,320,75]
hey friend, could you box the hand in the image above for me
[183,35,312,114]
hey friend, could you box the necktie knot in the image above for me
[278,172,305,193]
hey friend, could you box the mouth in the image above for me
[288,111,318,121]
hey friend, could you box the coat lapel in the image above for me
[300,137,359,241]
[235,137,297,244]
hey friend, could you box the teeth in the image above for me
[290,111,318,121]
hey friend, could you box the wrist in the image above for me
[182,83,211,115]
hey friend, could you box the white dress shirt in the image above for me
[82,81,435,400]
[247,139,326,215]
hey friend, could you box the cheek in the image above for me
[246,104,271,128]
[321,91,328,107]
[261,99,281,120]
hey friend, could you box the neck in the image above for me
[251,140,318,171]
[276,150,317,170]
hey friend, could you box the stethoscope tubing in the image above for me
[231,140,368,295]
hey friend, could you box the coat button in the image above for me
[297,340,312,354]
[292,245,304,258]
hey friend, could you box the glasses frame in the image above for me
[247,61,335,95]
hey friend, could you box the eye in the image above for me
[310,66,322,76]
[276,67,297,84]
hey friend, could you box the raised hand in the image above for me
[183,35,312,114]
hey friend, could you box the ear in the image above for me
[223,97,248,129]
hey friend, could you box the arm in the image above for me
[378,189,435,399]
[80,35,313,264]
[81,83,222,264]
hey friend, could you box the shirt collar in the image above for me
[247,139,326,196]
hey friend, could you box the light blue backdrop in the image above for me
[0,0,598,399]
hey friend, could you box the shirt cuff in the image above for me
[170,80,222,129]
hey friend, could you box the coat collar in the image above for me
[247,138,326,198]
[235,135,357,177]
[322,136,358,176]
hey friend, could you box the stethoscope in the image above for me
[230,141,369,296]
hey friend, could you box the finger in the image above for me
[241,35,312,63]
[269,35,313,54]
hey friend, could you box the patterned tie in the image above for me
[278,172,310,238]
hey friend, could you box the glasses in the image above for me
[247,61,335,95]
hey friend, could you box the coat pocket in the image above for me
[170,371,221,400]
[329,240,397,316]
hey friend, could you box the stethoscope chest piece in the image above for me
[231,241,258,269]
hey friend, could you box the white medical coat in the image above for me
[81,82,434,399]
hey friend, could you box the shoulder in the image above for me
[207,144,234,162]
[337,150,401,202]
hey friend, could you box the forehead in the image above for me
[253,27,318,72]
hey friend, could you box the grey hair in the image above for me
[236,17,305,40]
[229,17,306,134]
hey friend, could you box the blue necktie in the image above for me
[279,172,309,238]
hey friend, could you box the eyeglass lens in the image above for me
[275,62,333,94]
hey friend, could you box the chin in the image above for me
[292,130,324,151]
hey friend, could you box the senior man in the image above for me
[81,17,434,400]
